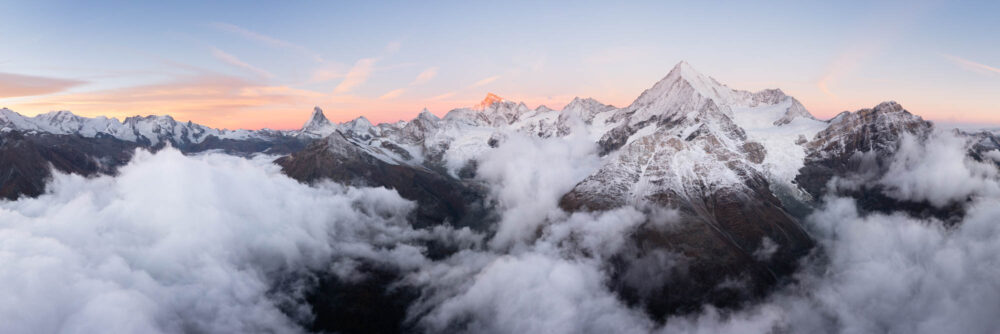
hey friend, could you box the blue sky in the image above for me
[0,0,997,129]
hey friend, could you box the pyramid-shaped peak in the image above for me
[629,61,738,110]
[302,106,333,131]
[672,60,693,70]
[665,61,718,86]
[308,106,332,125]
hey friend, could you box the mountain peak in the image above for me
[670,60,693,72]
[301,106,336,136]
[310,106,326,119]
[304,107,330,126]
[476,93,505,110]
[347,115,372,127]
[628,61,736,113]
[417,108,440,122]
[874,101,903,113]
[41,110,77,117]
[664,61,721,90]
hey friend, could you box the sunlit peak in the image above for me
[476,92,505,110]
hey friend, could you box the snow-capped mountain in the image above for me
[299,107,338,138]
[300,62,824,207]
[0,107,294,146]
[272,61,994,316]
[4,61,985,320]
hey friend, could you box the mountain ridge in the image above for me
[4,62,993,326]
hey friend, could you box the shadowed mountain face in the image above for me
[0,131,139,200]
[275,131,491,230]
[0,130,312,200]
[0,107,328,199]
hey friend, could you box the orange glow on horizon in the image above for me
[3,79,998,130]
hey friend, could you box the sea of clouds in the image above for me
[1,127,999,333]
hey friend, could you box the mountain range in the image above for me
[2,61,999,332]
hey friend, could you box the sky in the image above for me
[0,0,997,130]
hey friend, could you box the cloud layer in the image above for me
[0,149,442,333]
[880,131,1000,207]
[2,126,999,333]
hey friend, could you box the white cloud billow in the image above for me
[658,132,1000,334]
[0,148,436,334]
[880,131,1000,207]
[2,124,1000,333]
[411,129,1000,334]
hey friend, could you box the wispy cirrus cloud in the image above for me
[814,3,932,101]
[210,22,324,62]
[0,72,85,99]
[471,75,500,88]
[424,74,501,103]
[309,63,348,83]
[210,47,274,79]
[334,58,377,94]
[378,67,440,100]
[411,67,439,85]
[378,88,406,100]
[944,54,1000,76]
[6,75,326,129]
[428,91,456,101]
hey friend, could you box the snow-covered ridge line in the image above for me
[0,107,299,145]
[2,61,920,168]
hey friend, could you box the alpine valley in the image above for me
[3,62,999,333]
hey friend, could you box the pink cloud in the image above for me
[0,73,85,98]
[210,47,274,79]
[334,58,377,94]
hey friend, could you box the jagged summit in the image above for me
[476,93,505,110]
[807,101,932,161]
[827,101,919,126]
[874,100,903,112]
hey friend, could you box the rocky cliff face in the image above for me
[791,101,967,221]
